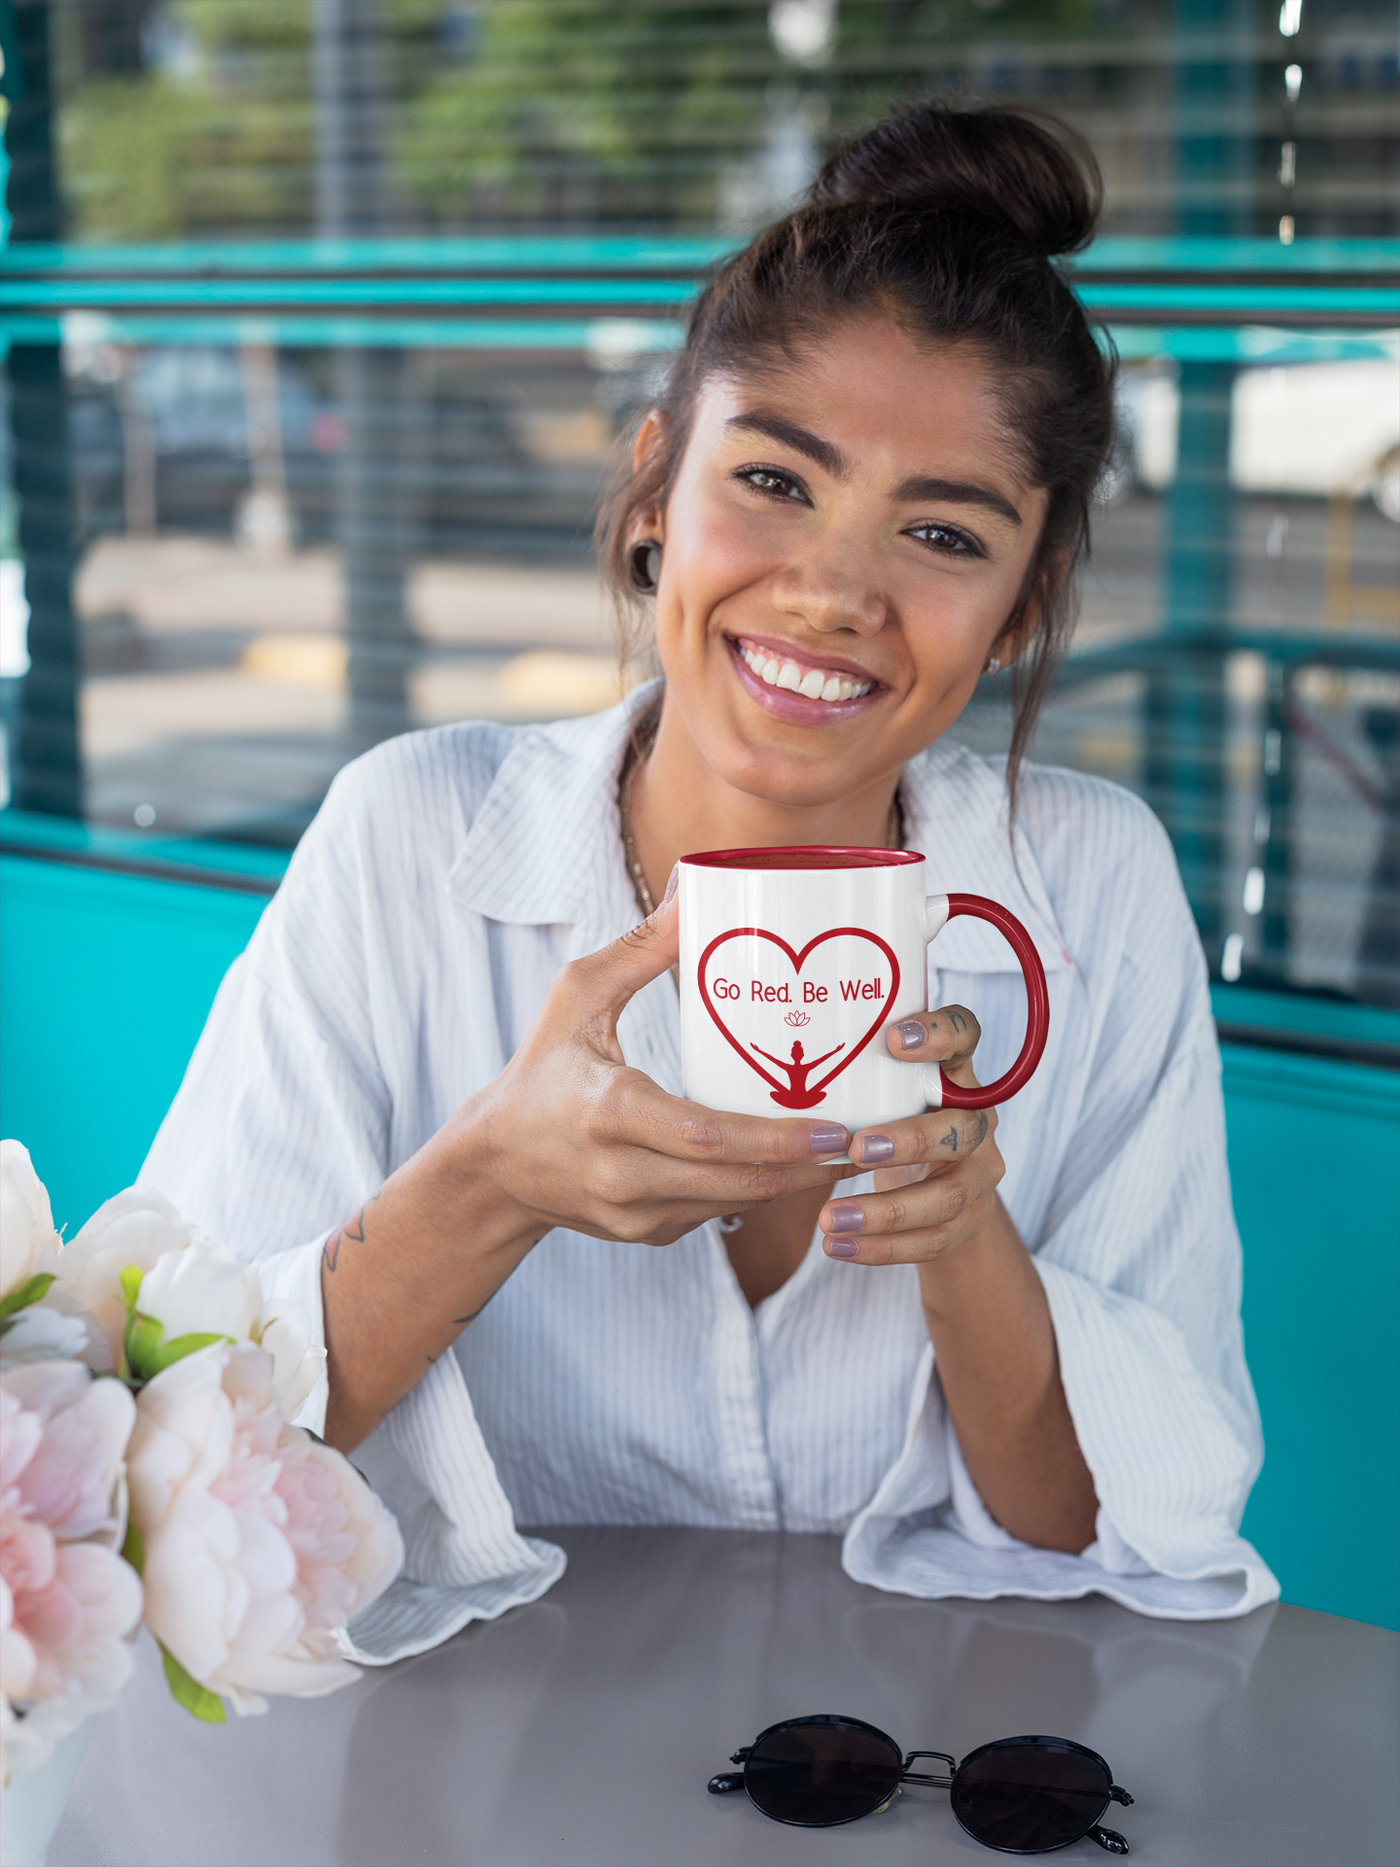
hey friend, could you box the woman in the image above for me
[145,103,1276,1661]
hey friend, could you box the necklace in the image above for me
[618,718,904,1241]
[617,713,906,922]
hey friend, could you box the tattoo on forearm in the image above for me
[322,1189,382,1273]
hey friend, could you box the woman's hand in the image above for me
[322,893,851,1451]
[458,893,857,1246]
[816,1006,1002,1264]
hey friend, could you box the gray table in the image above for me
[53,1527,1398,1867]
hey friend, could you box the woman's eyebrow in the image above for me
[724,412,847,477]
[894,475,1022,526]
[725,413,1022,526]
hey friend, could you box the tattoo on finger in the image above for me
[940,1125,959,1152]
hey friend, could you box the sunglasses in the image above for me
[708,1714,1134,1854]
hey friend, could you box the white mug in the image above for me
[678,845,1049,1136]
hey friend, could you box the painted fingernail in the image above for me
[897,1020,926,1051]
[809,1125,848,1154]
[661,863,679,906]
[827,1205,864,1233]
[827,1239,860,1259]
[860,1134,896,1164]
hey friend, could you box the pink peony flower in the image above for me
[127,1343,401,1716]
[0,1364,141,1780]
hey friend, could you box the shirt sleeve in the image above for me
[139,749,566,1662]
[843,803,1280,1621]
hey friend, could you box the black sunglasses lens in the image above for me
[950,1739,1111,1853]
[744,1720,903,1827]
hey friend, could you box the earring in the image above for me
[629,539,662,595]
[984,655,1002,675]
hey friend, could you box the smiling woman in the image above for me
[140,102,1278,1668]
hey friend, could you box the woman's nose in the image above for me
[770,555,888,635]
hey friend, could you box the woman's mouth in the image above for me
[727,634,882,725]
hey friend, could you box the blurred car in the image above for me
[1116,358,1400,510]
[68,346,342,543]
[65,343,600,554]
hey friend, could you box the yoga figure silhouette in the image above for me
[750,1037,846,1109]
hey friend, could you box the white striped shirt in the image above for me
[143,684,1278,1663]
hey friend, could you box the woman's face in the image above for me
[647,316,1049,810]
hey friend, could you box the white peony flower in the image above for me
[255,1307,322,1421]
[57,1191,323,1419]
[137,1242,262,1348]
[127,1343,402,1718]
[0,1305,95,1367]
[57,1188,208,1369]
[0,1142,62,1304]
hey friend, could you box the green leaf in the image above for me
[146,1331,228,1375]
[118,1264,144,1311]
[159,1645,225,1724]
[124,1309,167,1384]
[120,1515,145,1576]
[0,1273,57,1319]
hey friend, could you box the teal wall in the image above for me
[1225,1047,1398,1631]
[2,840,1397,1630]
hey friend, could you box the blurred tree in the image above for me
[59,0,317,238]
[394,2,780,228]
[43,0,1396,241]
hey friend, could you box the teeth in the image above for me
[739,643,874,705]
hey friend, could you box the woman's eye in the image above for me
[908,522,984,558]
[735,465,808,503]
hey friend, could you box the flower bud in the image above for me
[137,1241,262,1348]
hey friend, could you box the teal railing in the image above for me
[1,235,1396,359]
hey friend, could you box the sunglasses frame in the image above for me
[708,1715,1135,1854]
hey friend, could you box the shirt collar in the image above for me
[448,683,656,938]
[449,685,1072,975]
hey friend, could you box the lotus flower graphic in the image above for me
[783,1010,811,1027]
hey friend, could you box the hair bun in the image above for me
[811,101,1101,258]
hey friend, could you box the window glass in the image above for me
[2,0,1397,1010]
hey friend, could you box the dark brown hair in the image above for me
[598,101,1117,803]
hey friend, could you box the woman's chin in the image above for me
[713,725,887,815]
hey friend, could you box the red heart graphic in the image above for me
[697,927,901,1109]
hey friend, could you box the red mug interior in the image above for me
[683,846,924,871]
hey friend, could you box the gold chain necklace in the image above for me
[618,720,905,922]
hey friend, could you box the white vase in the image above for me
[0,1718,96,1867]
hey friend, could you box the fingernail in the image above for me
[661,864,679,906]
[827,1205,864,1233]
[827,1239,859,1259]
[897,1020,926,1051]
[809,1125,847,1155]
[860,1134,895,1164]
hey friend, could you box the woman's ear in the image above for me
[631,410,668,543]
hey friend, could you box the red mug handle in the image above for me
[927,892,1050,1110]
